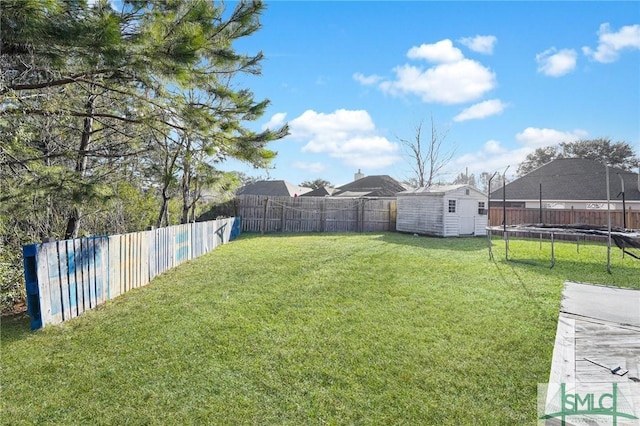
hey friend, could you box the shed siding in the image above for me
[447,188,488,236]
[397,185,488,237]
[396,196,444,236]
[443,211,459,237]
[474,216,487,236]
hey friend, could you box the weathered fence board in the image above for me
[237,195,397,233]
[489,206,639,229]
[22,218,240,330]
[45,243,62,324]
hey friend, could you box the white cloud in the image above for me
[452,127,589,179]
[290,109,374,140]
[536,48,578,77]
[459,35,497,54]
[484,139,506,154]
[583,23,640,63]
[377,39,497,105]
[292,161,326,173]
[453,99,508,122]
[515,127,588,148]
[407,39,464,63]
[353,72,383,85]
[289,109,401,169]
[332,136,401,169]
[261,112,287,131]
[451,139,529,179]
[380,59,496,104]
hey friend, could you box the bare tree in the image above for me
[453,171,476,188]
[398,116,455,188]
[479,171,509,193]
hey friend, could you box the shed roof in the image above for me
[490,158,640,201]
[398,184,485,197]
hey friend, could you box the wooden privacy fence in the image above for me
[238,195,397,233]
[489,207,640,230]
[22,218,240,330]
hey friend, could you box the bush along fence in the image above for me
[22,218,240,330]
[238,195,397,233]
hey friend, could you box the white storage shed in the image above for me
[396,184,488,237]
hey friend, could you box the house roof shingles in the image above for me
[490,158,640,201]
[300,186,337,197]
[332,175,406,197]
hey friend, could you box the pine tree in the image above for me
[1,0,288,238]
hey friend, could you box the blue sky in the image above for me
[222,1,640,187]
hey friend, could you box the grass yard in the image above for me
[1,233,639,425]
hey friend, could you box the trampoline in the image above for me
[487,224,640,270]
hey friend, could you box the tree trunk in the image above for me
[181,172,190,224]
[164,202,170,226]
[64,207,82,240]
[156,188,170,228]
[64,93,96,239]
[180,135,192,224]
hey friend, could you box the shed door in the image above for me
[459,199,476,235]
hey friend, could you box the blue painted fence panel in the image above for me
[23,218,239,329]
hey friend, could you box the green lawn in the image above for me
[2,233,638,425]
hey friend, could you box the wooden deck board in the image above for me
[548,315,575,384]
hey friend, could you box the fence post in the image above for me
[388,200,397,231]
[261,197,269,235]
[22,244,42,330]
[570,206,574,224]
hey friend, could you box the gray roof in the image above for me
[333,175,406,197]
[490,158,640,201]
[300,186,337,197]
[237,180,312,197]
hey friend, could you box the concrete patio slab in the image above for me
[561,281,640,327]
[542,281,640,425]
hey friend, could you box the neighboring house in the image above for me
[489,158,640,210]
[301,173,406,198]
[332,174,406,197]
[237,180,312,197]
[302,173,406,198]
[301,186,338,197]
[396,184,488,237]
